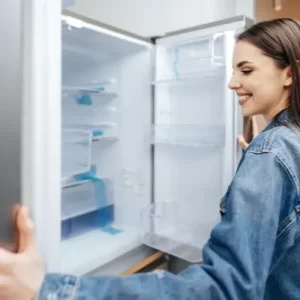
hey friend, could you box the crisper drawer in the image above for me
[141,202,218,263]
[61,179,114,240]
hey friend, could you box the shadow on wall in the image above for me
[62,0,75,9]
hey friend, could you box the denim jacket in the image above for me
[39,109,300,300]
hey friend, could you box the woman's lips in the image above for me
[238,94,252,105]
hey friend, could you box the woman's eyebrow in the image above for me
[236,60,253,68]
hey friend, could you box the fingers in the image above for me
[16,207,35,253]
[12,205,21,225]
[0,248,14,269]
[252,115,259,137]
[237,134,249,150]
[238,115,260,151]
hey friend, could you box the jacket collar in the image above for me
[262,108,294,132]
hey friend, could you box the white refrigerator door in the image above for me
[22,0,62,272]
[0,0,23,251]
[141,16,251,262]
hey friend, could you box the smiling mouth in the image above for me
[238,94,252,105]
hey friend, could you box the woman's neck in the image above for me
[263,104,290,124]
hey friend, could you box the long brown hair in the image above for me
[238,18,300,127]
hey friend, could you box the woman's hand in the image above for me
[238,115,259,150]
[0,206,45,300]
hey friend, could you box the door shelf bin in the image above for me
[158,33,225,81]
[153,70,225,86]
[141,202,217,263]
[172,33,225,64]
[61,178,114,240]
[146,125,225,147]
[61,129,92,180]
[172,60,224,79]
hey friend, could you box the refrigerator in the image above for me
[4,0,253,276]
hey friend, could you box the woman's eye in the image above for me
[241,69,253,75]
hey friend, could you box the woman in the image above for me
[1,18,300,300]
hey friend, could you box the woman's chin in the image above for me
[241,105,256,117]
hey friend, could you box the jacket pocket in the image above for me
[219,184,232,216]
[276,209,298,239]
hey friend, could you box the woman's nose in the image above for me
[228,75,241,90]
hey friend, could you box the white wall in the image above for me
[66,0,255,37]
[236,0,255,19]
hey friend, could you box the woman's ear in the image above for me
[284,65,293,87]
[285,60,300,87]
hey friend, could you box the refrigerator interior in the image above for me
[60,16,153,275]
[141,26,237,262]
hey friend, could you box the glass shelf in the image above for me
[92,136,119,142]
[147,124,225,148]
[63,86,108,94]
[60,226,140,275]
[91,123,118,142]
[62,87,118,100]
[61,178,90,189]
[62,78,118,99]
[66,123,119,143]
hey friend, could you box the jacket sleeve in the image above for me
[38,151,295,300]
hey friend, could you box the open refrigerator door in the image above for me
[141,16,251,263]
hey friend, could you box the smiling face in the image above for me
[228,40,292,121]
